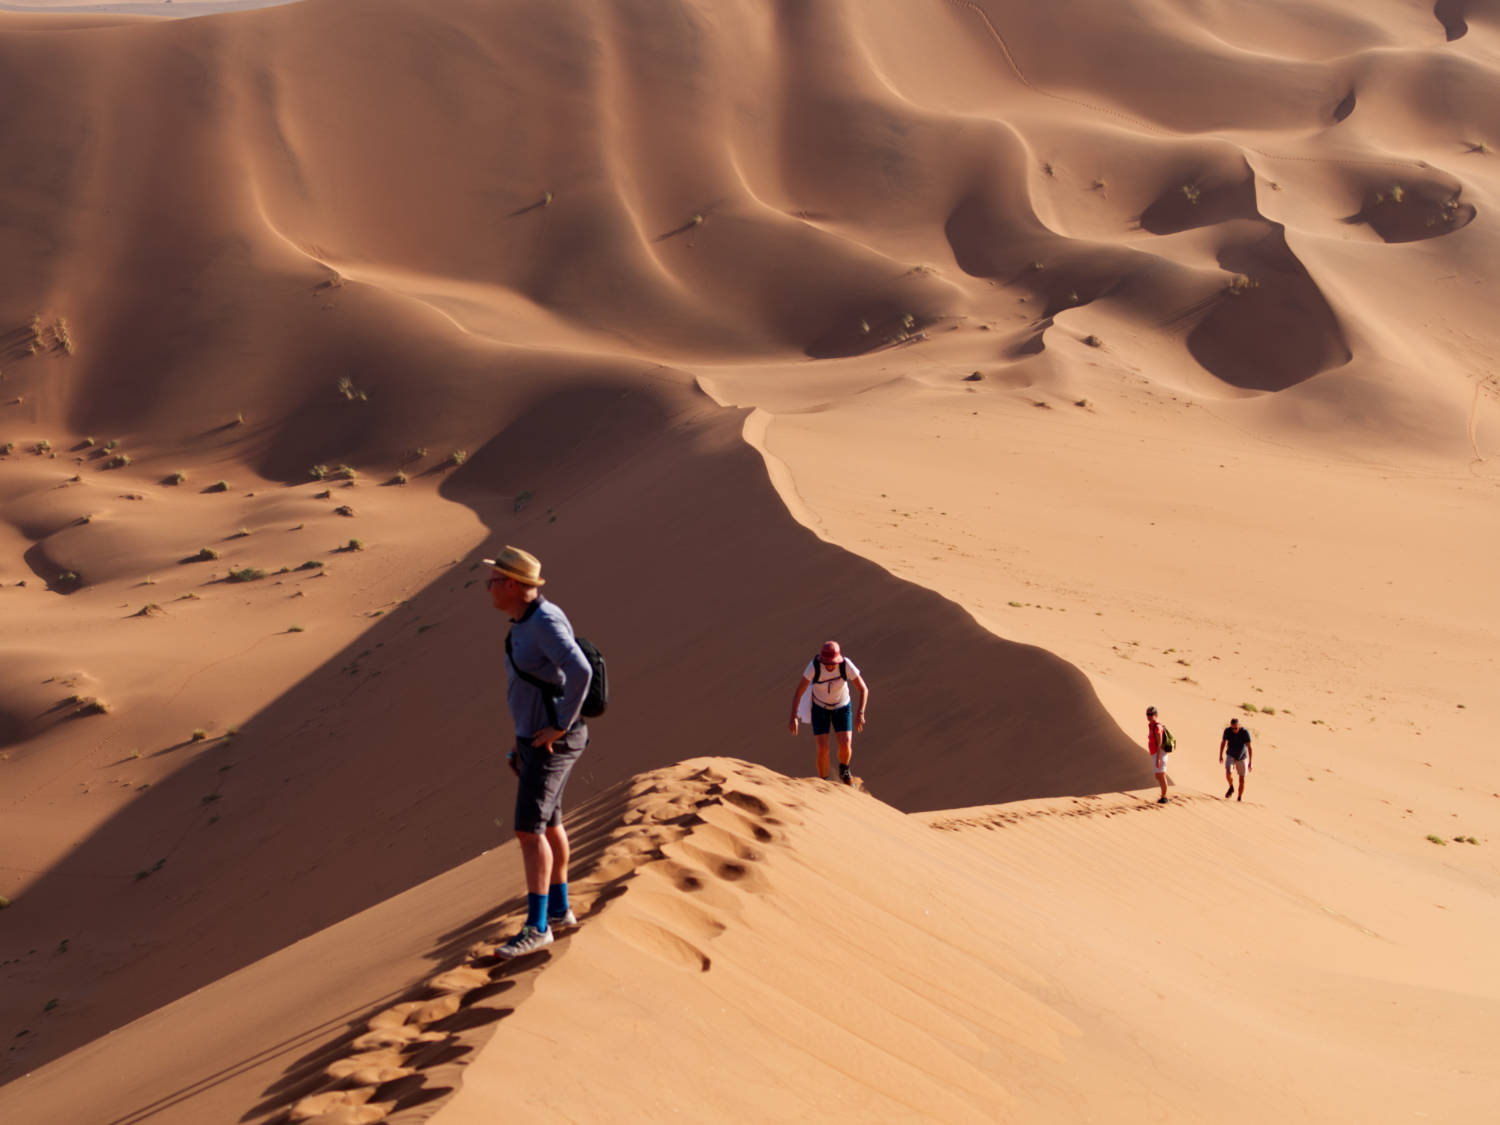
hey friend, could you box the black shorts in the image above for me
[512,728,587,834]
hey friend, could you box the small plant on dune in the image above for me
[1091,177,1107,191]
[1468,141,1492,155]
[1225,274,1256,296]
[191,729,208,742]
[1240,702,1259,713]
[1426,834,1447,845]
[1083,335,1103,348]
[56,571,79,585]
[1,443,13,455]
[81,436,95,448]
[447,450,467,467]
[1041,162,1055,176]
[340,538,364,552]
[207,480,229,492]
[230,528,250,539]
[334,464,356,480]
[1181,183,1201,204]
[176,591,200,601]
[287,624,305,633]
[104,454,131,469]
[1261,705,1277,715]
[542,190,554,206]
[297,560,324,570]
[389,470,407,485]
[1389,184,1405,203]
[233,412,245,426]
[103,439,117,452]
[336,374,358,401]
[333,504,355,517]
[34,439,52,455]
[0,896,10,909]
[51,318,73,355]
[163,471,187,486]
[75,697,109,716]
[402,447,428,465]
[309,464,329,480]
[1029,260,1045,272]
[188,547,220,562]
[226,567,266,583]
[690,212,704,227]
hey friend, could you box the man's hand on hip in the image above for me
[530,727,566,752]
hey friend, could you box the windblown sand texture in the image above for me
[1,0,1497,1122]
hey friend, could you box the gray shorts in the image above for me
[512,728,586,834]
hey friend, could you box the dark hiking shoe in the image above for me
[838,763,853,786]
[1226,785,1235,798]
[1157,796,1169,804]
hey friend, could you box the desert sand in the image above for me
[1,0,1497,1122]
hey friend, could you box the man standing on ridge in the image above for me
[1146,705,1170,804]
[1219,717,1253,801]
[788,640,869,785]
[487,545,591,958]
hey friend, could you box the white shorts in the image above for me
[1225,755,1247,777]
[1153,752,1170,775]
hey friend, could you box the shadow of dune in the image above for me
[1435,0,1469,40]
[0,379,1147,1080]
[1187,225,1352,392]
[1139,166,1259,236]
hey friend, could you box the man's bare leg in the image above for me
[545,823,570,887]
[516,830,553,894]
[815,733,831,779]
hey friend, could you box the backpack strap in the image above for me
[506,631,561,730]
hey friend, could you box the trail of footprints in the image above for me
[273,763,789,1124]
[927,790,1215,832]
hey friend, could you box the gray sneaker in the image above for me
[496,924,554,959]
[547,908,578,930]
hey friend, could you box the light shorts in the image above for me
[1225,754,1247,777]
[1153,751,1170,775]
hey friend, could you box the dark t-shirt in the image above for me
[1223,727,1252,758]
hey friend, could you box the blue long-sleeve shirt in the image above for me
[506,596,591,738]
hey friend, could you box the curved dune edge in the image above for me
[1,0,1498,1120]
[2,758,1494,1125]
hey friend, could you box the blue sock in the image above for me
[526,892,549,931]
[549,882,569,917]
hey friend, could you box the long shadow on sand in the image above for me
[0,379,1148,1081]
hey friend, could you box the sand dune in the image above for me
[4,760,1495,1124]
[2,0,1498,1120]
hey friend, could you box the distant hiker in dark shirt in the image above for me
[788,641,869,785]
[1219,717,1253,801]
[487,545,591,958]
[1146,705,1170,804]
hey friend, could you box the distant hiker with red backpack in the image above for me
[487,545,594,958]
[1146,705,1173,804]
[788,641,869,785]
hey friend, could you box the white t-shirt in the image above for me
[803,658,861,708]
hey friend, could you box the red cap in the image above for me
[820,641,843,663]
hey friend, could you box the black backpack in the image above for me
[506,632,609,727]
[811,656,849,691]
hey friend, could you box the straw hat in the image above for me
[482,545,545,586]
